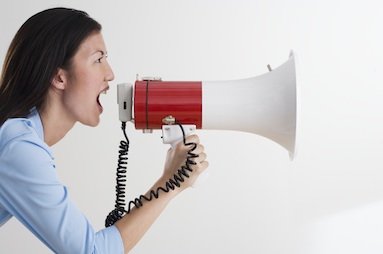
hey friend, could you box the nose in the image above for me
[105,61,115,81]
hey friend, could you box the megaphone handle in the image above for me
[162,124,196,147]
[162,125,209,188]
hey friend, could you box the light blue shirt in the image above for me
[0,109,124,254]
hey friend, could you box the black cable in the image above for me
[105,122,129,227]
[105,121,198,227]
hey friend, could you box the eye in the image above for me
[95,54,108,63]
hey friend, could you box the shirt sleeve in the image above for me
[0,133,124,254]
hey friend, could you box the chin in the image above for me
[82,117,100,127]
[90,120,101,127]
[89,122,100,127]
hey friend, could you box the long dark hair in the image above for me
[0,7,102,125]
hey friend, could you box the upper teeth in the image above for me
[101,90,107,94]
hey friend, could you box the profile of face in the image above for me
[54,32,114,127]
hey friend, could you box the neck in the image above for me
[40,90,76,146]
[40,111,75,147]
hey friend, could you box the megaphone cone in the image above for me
[119,51,299,159]
[202,51,298,159]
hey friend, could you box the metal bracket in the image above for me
[136,74,162,81]
[162,115,176,125]
[142,76,162,81]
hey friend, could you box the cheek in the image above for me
[65,67,101,106]
[63,81,90,108]
[67,76,95,97]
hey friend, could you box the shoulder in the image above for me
[0,118,55,178]
[0,118,31,144]
[0,118,51,158]
[0,118,33,150]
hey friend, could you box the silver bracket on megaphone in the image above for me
[136,74,163,81]
[162,115,176,125]
[267,64,273,72]
[141,76,163,82]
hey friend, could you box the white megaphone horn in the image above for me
[118,51,299,163]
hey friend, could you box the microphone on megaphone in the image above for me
[118,50,298,160]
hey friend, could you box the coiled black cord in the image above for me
[105,121,198,227]
[105,122,129,227]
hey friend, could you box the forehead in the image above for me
[76,32,107,57]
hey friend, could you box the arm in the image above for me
[114,134,208,253]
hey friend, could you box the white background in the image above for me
[1,0,383,253]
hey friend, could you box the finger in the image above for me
[200,160,209,169]
[191,156,209,173]
[185,134,200,144]
[196,152,207,162]
[175,135,199,151]
[192,144,204,154]
[190,152,207,168]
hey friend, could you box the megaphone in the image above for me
[118,51,299,160]
[106,51,298,227]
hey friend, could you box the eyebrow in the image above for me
[93,50,108,56]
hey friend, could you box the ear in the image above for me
[51,68,67,91]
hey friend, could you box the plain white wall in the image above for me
[1,0,383,253]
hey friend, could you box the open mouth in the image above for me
[97,88,109,112]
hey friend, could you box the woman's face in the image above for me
[61,32,114,127]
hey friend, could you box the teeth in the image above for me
[101,90,107,94]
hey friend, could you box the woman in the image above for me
[0,7,208,253]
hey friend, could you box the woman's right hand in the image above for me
[162,134,208,192]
